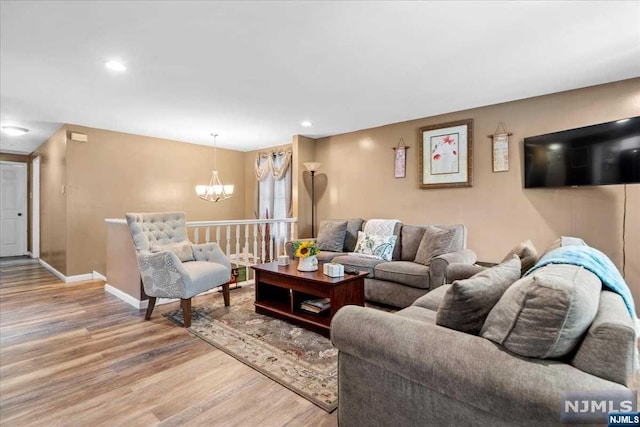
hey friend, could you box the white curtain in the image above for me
[256,149,292,220]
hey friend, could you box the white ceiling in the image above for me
[1,1,639,154]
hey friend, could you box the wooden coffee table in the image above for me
[251,261,367,337]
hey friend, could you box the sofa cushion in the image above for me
[501,240,538,275]
[400,225,426,261]
[571,291,636,386]
[344,218,365,252]
[332,255,386,277]
[414,226,456,266]
[435,256,521,335]
[396,306,437,324]
[150,241,195,262]
[353,231,397,261]
[481,264,601,358]
[316,220,348,252]
[374,261,431,289]
[317,251,346,263]
[412,284,451,311]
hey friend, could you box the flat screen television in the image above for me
[524,116,640,188]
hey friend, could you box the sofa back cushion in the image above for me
[436,256,521,334]
[481,264,601,358]
[400,224,466,261]
[125,211,188,252]
[316,220,348,252]
[344,218,365,252]
[414,226,457,266]
[501,240,538,276]
[571,290,636,386]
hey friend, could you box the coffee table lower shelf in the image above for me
[255,300,331,336]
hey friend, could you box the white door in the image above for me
[0,161,28,257]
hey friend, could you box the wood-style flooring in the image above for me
[0,261,337,426]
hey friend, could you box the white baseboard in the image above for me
[92,271,107,281]
[104,279,255,310]
[105,284,145,309]
[39,259,108,284]
[38,259,66,281]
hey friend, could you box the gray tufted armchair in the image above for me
[125,211,231,327]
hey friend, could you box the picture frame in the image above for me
[492,132,510,172]
[419,119,473,189]
[393,138,408,178]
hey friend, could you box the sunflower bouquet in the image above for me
[294,240,319,258]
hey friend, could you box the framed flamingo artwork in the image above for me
[419,119,473,189]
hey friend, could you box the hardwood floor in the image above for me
[0,261,337,426]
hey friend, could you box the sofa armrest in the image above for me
[429,249,477,289]
[285,238,317,259]
[331,306,628,423]
[191,242,231,270]
[136,251,187,298]
[445,263,487,283]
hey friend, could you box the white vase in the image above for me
[297,255,318,272]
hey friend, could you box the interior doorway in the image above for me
[31,156,40,258]
[0,161,28,257]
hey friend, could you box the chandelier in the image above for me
[195,133,234,202]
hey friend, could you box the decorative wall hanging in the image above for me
[393,138,409,178]
[488,122,512,173]
[419,119,473,189]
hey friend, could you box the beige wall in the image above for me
[41,125,246,276]
[33,126,67,274]
[315,78,640,310]
[293,135,317,238]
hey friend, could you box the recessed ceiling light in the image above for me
[301,121,312,127]
[105,60,127,72]
[1,126,29,136]
[616,118,630,124]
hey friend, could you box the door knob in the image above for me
[17,213,22,216]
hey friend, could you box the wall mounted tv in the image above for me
[524,116,640,188]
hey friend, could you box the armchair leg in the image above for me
[181,298,192,328]
[222,283,230,307]
[145,297,157,320]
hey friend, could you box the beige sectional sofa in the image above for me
[286,219,477,308]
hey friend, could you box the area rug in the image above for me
[164,288,338,412]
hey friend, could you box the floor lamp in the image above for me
[304,162,322,238]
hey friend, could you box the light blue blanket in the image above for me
[525,245,637,321]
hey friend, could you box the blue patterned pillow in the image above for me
[353,231,397,261]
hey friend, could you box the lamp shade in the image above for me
[303,162,322,172]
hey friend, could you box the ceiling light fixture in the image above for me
[195,133,234,202]
[300,121,312,127]
[105,60,127,72]
[1,126,29,136]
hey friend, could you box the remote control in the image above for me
[344,268,360,275]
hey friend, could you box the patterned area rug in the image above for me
[164,288,338,412]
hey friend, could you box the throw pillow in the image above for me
[414,226,456,266]
[344,218,365,252]
[436,255,521,335]
[480,264,601,358]
[150,241,195,262]
[353,231,397,261]
[316,220,348,252]
[501,240,538,275]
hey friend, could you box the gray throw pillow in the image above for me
[481,264,601,358]
[414,226,456,266]
[316,220,348,252]
[150,241,195,262]
[501,240,538,275]
[436,256,521,335]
